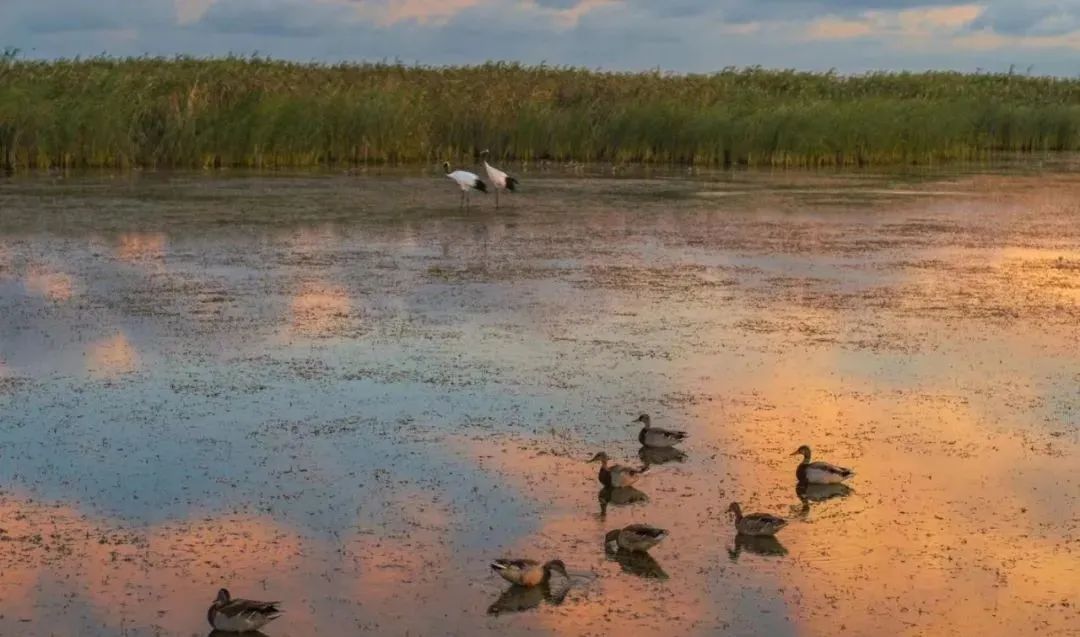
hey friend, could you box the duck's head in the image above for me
[791,445,812,460]
[543,559,568,578]
[214,588,231,605]
[632,414,651,427]
[588,451,609,464]
[480,149,490,157]
[726,502,743,518]
[442,161,451,173]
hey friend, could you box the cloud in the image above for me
[804,4,983,42]
[971,1,1080,36]
[0,1,1078,74]
[174,0,216,25]
[1,0,172,34]
[197,0,360,36]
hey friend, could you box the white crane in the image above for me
[443,161,487,208]
[480,150,518,209]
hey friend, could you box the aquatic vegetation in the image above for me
[2,57,1080,169]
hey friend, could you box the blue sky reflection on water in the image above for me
[0,168,1077,636]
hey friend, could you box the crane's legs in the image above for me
[495,189,499,210]
[460,190,465,208]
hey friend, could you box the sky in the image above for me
[2,0,1080,75]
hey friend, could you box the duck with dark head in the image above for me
[633,414,688,449]
[588,451,649,488]
[206,588,281,633]
[791,445,855,485]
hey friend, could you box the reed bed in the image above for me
[2,55,1080,169]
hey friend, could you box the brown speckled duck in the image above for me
[605,524,669,553]
[487,563,570,615]
[588,452,648,488]
[490,559,568,588]
[792,445,855,485]
[633,414,688,449]
[727,502,788,537]
[207,589,281,633]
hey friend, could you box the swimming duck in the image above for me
[633,414,688,449]
[792,445,855,485]
[487,570,570,615]
[588,452,648,488]
[605,524,668,553]
[206,589,281,633]
[490,559,568,588]
[727,502,788,537]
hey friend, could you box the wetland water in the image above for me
[0,167,1077,636]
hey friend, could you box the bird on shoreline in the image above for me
[588,451,649,488]
[791,445,855,485]
[206,589,281,633]
[633,414,688,449]
[443,161,487,208]
[479,149,518,209]
[727,502,788,537]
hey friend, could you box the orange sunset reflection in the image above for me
[0,493,318,636]
[448,435,740,635]
[683,348,1080,637]
[288,282,354,337]
[24,269,75,302]
[85,332,139,378]
[115,232,167,263]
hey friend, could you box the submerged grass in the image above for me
[2,56,1080,169]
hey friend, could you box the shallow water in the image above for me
[0,166,1077,636]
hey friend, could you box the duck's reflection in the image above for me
[487,579,570,615]
[794,482,854,517]
[598,486,649,519]
[210,632,269,637]
[798,482,854,502]
[638,445,687,466]
[727,535,789,560]
[606,548,669,580]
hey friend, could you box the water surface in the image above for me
[0,167,1077,636]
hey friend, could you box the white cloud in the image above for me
[0,1,1077,73]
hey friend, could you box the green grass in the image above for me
[2,55,1080,169]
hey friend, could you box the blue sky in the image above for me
[3,1,1080,75]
